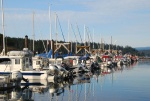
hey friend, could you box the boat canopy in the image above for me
[79,56,90,60]
[36,49,73,58]
[64,56,81,59]
[102,55,110,58]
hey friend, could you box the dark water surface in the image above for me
[1,60,150,101]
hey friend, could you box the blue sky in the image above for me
[0,0,150,47]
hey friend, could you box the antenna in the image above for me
[76,23,83,43]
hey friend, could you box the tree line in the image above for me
[0,34,144,56]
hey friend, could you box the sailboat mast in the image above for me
[93,29,94,49]
[1,0,5,55]
[84,25,86,54]
[101,37,103,49]
[32,11,35,52]
[111,36,112,50]
[49,4,52,50]
[84,25,86,46]
[109,36,112,52]
[68,19,72,52]
[68,19,70,42]
[55,13,57,49]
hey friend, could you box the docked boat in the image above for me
[101,55,113,67]
[0,48,55,80]
[32,56,69,79]
[63,56,89,73]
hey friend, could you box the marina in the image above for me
[0,0,150,101]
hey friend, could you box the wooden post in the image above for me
[25,35,28,48]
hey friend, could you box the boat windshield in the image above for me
[0,58,11,64]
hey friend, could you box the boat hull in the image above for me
[0,71,48,80]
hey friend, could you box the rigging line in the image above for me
[76,23,83,43]
[86,27,90,42]
[4,62,9,72]
[89,29,93,43]
[40,33,47,53]
[86,27,91,43]
[87,27,93,42]
[56,14,65,42]
[42,40,47,53]
[71,23,78,43]
[87,27,93,48]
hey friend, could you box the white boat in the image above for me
[63,56,89,73]
[0,48,54,80]
[32,56,69,79]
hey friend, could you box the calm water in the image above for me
[1,60,150,101]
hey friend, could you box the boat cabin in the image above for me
[0,48,33,72]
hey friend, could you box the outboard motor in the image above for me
[90,62,100,72]
[61,62,70,71]
[49,64,59,75]
[11,71,23,83]
[81,63,89,72]
[56,65,69,77]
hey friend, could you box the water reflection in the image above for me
[1,61,150,101]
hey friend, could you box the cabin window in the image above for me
[0,58,11,64]
[15,59,20,64]
[57,60,62,64]
[36,61,40,65]
[49,61,55,65]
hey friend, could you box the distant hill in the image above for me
[135,47,150,51]
[135,47,150,56]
